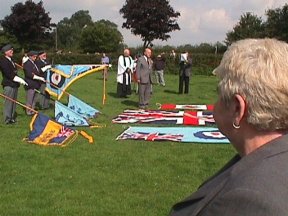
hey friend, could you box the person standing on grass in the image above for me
[0,44,27,124]
[23,51,45,116]
[136,47,153,109]
[101,53,110,81]
[178,51,192,94]
[170,38,288,216]
[35,51,51,110]
[117,48,134,98]
[153,54,166,86]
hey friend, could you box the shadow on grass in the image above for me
[121,100,138,108]
[107,92,118,98]
[164,89,178,94]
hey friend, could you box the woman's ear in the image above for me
[233,94,246,125]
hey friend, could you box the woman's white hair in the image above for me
[215,38,288,131]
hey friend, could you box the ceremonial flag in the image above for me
[68,94,100,119]
[157,103,214,111]
[25,113,78,146]
[55,101,90,126]
[112,109,215,126]
[117,126,229,143]
[46,64,106,99]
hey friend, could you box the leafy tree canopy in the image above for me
[80,20,123,53]
[265,4,288,42]
[225,12,264,45]
[1,0,51,49]
[120,0,180,48]
[57,10,94,50]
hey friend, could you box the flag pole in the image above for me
[0,92,38,114]
[102,65,107,105]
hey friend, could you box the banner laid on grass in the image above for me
[55,101,90,126]
[157,103,214,111]
[116,126,229,143]
[112,109,215,126]
[24,113,78,146]
[68,94,100,119]
[46,64,106,99]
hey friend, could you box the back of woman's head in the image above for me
[215,38,288,131]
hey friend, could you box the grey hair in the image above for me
[214,38,288,131]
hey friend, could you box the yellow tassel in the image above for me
[80,130,94,144]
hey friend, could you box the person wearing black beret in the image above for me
[23,51,45,115]
[0,44,27,124]
[35,51,51,109]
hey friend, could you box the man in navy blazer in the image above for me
[23,51,45,115]
[0,44,27,124]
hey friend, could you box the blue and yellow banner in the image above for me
[25,113,78,146]
[46,64,106,100]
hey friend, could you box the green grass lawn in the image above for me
[0,70,236,216]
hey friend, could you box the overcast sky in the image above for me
[1,0,287,47]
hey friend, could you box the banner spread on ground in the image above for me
[25,113,78,146]
[117,126,229,143]
[112,109,215,126]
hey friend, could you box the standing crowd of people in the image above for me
[116,47,192,109]
[0,44,51,124]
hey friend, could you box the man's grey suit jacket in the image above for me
[136,56,152,84]
[170,134,288,216]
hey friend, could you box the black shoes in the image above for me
[5,119,16,124]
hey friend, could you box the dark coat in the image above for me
[170,134,288,216]
[0,56,20,88]
[35,59,49,79]
[179,57,192,77]
[23,59,41,90]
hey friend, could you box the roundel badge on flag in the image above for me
[194,130,226,140]
[49,71,65,89]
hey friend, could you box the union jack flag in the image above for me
[117,131,183,142]
[57,126,74,138]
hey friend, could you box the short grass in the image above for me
[0,70,236,216]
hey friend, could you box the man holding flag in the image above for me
[35,51,51,110]
[0,44,27,124]
[23,51,45,116]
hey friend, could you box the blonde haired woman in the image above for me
[170,38,288,215]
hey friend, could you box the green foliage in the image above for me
[120,0,180,48]
[0,0,52,50]
[57,10,93,50]
[265,4,288,42]
[225,4,288,45]
[0,70,235,216]
[79,20,123,53]
[225,12,265,45]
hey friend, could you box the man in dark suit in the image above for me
[0,44,27,124]
[136,48,153,109]
[169,38,288,216]
[179,51,192,94]
[23,51,45,115]
[35,51,51,109]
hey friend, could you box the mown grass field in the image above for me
[0,68,235,216]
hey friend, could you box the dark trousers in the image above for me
[26,89,37,115]
[36,83,50,109]
[3,86,18,123]
[179,75,189,94]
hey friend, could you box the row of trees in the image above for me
[0,0,181,53]
[0,1,288,54]
[225,4,288,45]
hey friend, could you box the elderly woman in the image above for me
[169,38,288,215]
